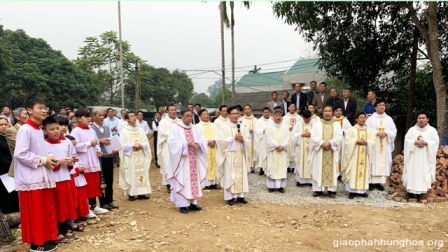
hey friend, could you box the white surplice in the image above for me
[254,117,271,169]
[119,125,152,196]
[241,114,258,169]
[283,112,302,168]
[196,121,219,186]
[213,116,229,133]
[333,116,352,170]
[266,122,290,188]
[167,121,208,207]
[157,116,179,185]
[342,125,375,193]
[309,119,343,192]
[402,124,439,194]
[365,112,397,184]
[216,121,250,200]
[290,120,314,184]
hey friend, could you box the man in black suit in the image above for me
[280,91,290,116]
[335,88,357,125]
[290,83,307,115]
[306,80,318,105]
[194,103,201,124]
[187,104,200,124]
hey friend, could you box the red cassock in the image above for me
[53,180,77,222]
[83,172,102,198]
[76,185,90,217]
[19,189,58,245]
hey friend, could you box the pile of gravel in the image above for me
[246,171,427,209]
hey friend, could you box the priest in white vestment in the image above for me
[167,110,208,214]
[307,104,320,123]
[119,111,152,200]
[365,101,397,191]
[309,105,343,198]
[216,105,251,206]
[266,109,290,193]
[291,110,314,186]
[342,112,375,199]
[241,105,257,173]
[333,106,352,180]
[402,112,439,201]
[196,109,221,189]
[157,104,179,192]
[213,105,229,132]
[283,103,302,173]
[254,107,271,175]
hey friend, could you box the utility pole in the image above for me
[134,61,140,111]
[118,1,125,108]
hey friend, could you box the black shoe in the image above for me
[417,194,426,200]
[109,203,119,209]
[369,184,375,191]
[180,207,188,214]
[188,204,202,211]
[128,196,136,201]
[166,185,171,192]
[328,192,337,198]
[259,168,265,176]
[251,170,255,173]
[100,204,113,210]
[376,184,385,191]
[361,193,368,198]
[268,188,274,193]
[156,163,161,168]
[137,195,150,200]
[31,243,57,252]
[313,191,322,197]
[348,193,356,199]
[296,182,301,187]
[404,192,412,199]
[45,241,60,248]
[237,197,248,204]
[278,188,285,193]
[337,175,342,182]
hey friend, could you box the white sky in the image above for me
[0,1,315,94]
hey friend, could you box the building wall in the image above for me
[235,84,284,94]
[282,72,327,89]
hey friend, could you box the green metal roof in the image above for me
[284,58,322,75]
[236,70,285,87]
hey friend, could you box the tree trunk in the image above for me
[220,2,226,105]
[426,2,446,140]
[408,2,446,139]
[406,27,419,131]
[231,3,235,105]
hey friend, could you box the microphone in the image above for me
[237,123,240,133]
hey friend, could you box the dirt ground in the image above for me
[2,139,448,252]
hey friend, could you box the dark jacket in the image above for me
[336,98,357,125]
[290,92,308,114]
[326,97,341,108]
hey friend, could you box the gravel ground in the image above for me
[246,170,427,208]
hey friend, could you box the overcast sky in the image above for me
[0,1,315,94]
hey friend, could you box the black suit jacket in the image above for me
[306,90,316,105]
[290,92,307,114]
[336,98,357,124]
[193,113,200,124]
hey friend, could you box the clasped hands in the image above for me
[133,143,143,151]
[234,133,244,142]
[188,141,200,149]
[276,145,285,152]
[207,140,216,148]
[356,140,367,146]
[415,140,427,147]
[321,141,332,150]
[302,132,311,138]
[377,132,387,139]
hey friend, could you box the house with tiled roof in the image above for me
[224,58,327,115]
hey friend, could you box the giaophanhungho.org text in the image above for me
[333,238,444,248]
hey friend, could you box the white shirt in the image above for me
[137,120,151,135]
[117,118,127,134]
[93,122,113,136]
[282,100,288,113]
[344,99,349,110]
[152,120,159,132]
